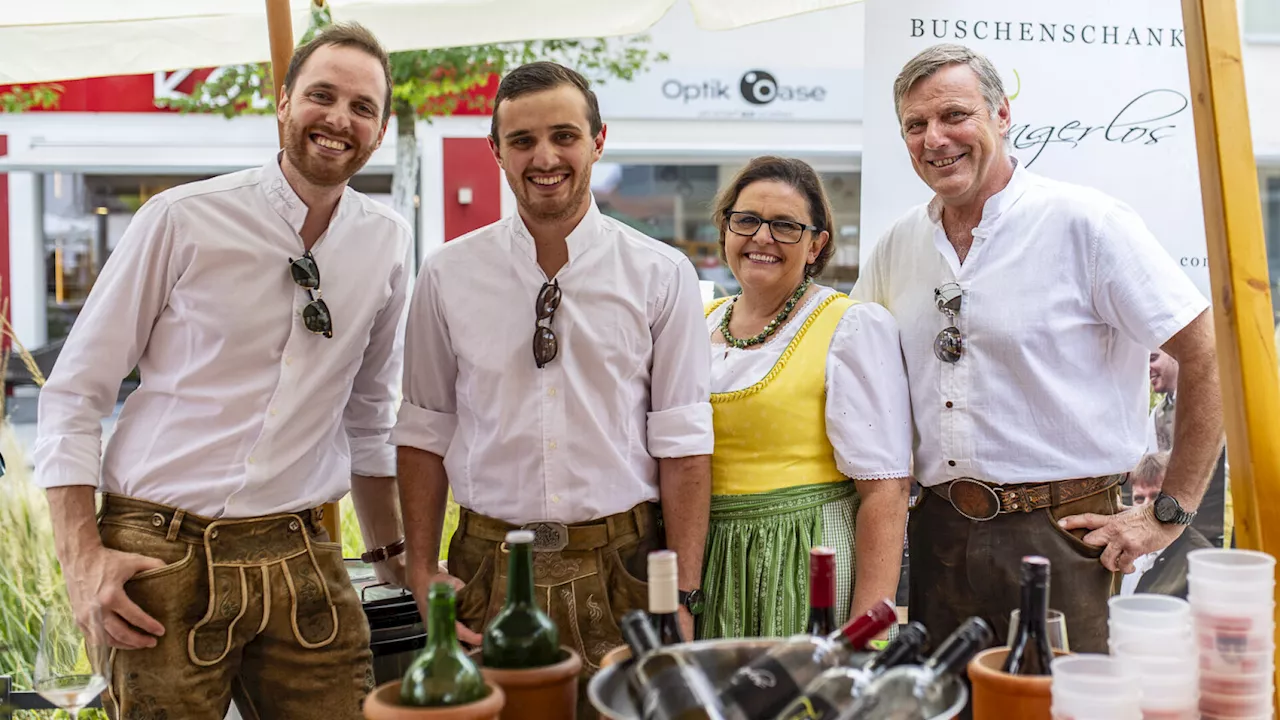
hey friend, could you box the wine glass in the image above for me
[34,601,110,719]
[1008,608,1070,652]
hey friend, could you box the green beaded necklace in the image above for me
[719,277,813,349]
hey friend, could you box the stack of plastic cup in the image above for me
[1187,548,1276,720]
[1107,595,1199,719]
[1052,654,1143,720]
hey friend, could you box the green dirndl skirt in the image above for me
[697,481,860,640]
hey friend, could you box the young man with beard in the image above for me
[35,23,409,720]
[392,62,713,689]
[852,44,1224,658]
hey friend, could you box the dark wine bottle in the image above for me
[1002,555,1054,676]
[806,546,837,637]
[621,610,727,720]
[649,550,686,645]
[481,530,560,669]
[717,598,898,720]
[774,622,929,720]
[400,582,489,707]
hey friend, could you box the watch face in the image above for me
[1154,494,1177,522]
[685,589,706,615]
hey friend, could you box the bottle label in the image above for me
[775,694,841,720]
[722,658,803,717]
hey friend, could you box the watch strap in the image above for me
[360,538,406,564]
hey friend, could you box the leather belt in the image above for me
[457,503,658,552]
[928,474,1124,522]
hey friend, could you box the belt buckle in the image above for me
[947,478,1002,522]
[521,522,569,552]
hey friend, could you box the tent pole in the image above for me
[1180,0,1279,701]
[264,0,344,546]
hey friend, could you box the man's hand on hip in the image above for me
[66,546,168,650]
[410,560,483,646]
[1058,504,1184,574]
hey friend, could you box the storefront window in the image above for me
[39,172,393,343]
[592,163,863,297]
[1245,0,1280,41]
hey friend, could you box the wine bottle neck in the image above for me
[506,542,536,606]
[1020,581,1050,634]
[428,597,459,648]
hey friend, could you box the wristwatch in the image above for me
[1153,493,1197,526]
[678,589,705,616]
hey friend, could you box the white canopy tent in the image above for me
[0,0,856,85]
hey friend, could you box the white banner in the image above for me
[860,0,1209,299]
[595,66,863,121]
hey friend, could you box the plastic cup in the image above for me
[1187,549,1277,585]
[1200,669,1274,696]
[1109,594,1192,628]
[1052,685,1142,720]
[1138,674,1199,707]
[1052,654,1137,695]
[1187,577,1277,605]
[1200,646,1275,675]
[1138,710,1200,720]
[1110,640,1199,673]
[1200,690,1274,716]
[1110,620,1193,652]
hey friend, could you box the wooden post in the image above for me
[264,0,343,546]
[1180,0,1280,701]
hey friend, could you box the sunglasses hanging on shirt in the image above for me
[532,279,561,368]
[289,250,334,339]
[934,282,963,363]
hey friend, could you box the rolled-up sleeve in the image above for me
[34,196,180,489]
[646,258,714,458]
[389,254,459,457]
[825,303,913,480]
[343,236,410,477]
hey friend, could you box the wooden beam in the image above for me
[1180,0,1279,701]
[264,0,343,547]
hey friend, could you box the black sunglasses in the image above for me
[289,250,333,339]
[533,279,561,368]
[933,282,962,363]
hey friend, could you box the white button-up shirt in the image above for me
[852,161,1208,488]
[35,157,411,517]
[390,200,714,525]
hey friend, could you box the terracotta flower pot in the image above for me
[364,680,506,720]
[967,647,1069,720]
[467,646,584,720]
[598,646,631,670]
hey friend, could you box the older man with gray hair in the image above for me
[852,43,1224,653]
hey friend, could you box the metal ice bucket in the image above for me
[587,638,968,719]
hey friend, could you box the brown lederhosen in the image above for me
[910,474,1123,656]
[98,494,373,720]
[448,503,663,715]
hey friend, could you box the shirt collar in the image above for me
[260,152,350,237]
[510,196,604,268]
[927,156,1030,228]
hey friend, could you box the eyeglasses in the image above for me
[933,282,963,363]
[724,211,819,245]
[289,250,333,339]
[532,279,561,368]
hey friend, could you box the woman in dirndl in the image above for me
[699,156,912,639]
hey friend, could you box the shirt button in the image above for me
[548,387,557,397]
[285,356,293,366]
[948,460,957,467]
[270,408,279,417]
[248,456,256,465]
[945,401,954,409]
[551,494,561,503]
[548,441,557,450]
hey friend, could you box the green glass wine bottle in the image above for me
[400,582,489,707]
[481,530,561,669]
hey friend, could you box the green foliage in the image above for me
[0,85,63,113]
[0,423,107,719]
[158,3,667,125]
